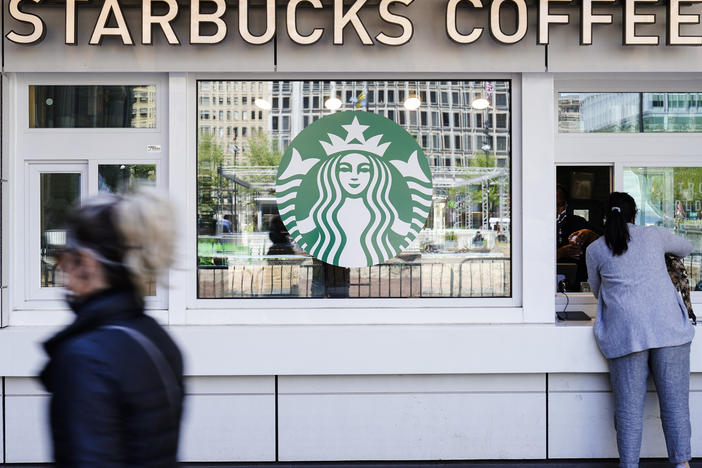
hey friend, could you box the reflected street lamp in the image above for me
[232,138,240,231]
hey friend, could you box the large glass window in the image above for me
[29,85,156,128]
[559,92,702,133]
[197,80,512,299]
[624,167,702,289]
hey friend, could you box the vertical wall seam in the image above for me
[2,377,6,463]
[545,44,549,72]
[274,375,279,462]
[545,373,549,459]
[273,32,278,72]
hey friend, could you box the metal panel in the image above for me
[4,4,274,72]
[278,374,546,461]
[276,1,545,73]
[548,3,702,73]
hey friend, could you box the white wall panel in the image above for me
[278,374,546,461]
[179,376,275,462]
[4,378,52,463]
[549,373,702,459]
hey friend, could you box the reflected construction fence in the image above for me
[198,256,511,299]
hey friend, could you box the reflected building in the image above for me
[197,81,272,166]
[131,86,157,128]
[268,81,511,169]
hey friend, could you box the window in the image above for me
[196,81,513,299]
[39,172,82,288]
[29,85,156,128]
[559,92,702,133]
[624,167,702,288]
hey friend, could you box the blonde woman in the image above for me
[40,189,183,468]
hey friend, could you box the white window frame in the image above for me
[555,74,702,309]
[176,73,524,325]
[8,73,169,326]
[25,162,88,304]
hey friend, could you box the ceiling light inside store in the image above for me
[471,98,490,110]
[255,98,272,110]
[404,96,421,110]
[325,97,342,110]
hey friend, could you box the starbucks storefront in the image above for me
[2,0,702,463]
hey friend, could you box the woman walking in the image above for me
[40,189,184,467]
[586,192,694,468]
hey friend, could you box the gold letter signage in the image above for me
[6,0,702,47]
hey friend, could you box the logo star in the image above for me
[342,117,369,143]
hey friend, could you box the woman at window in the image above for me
[586,192,694,468]
[40,189,184,468]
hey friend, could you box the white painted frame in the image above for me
[25,162,88,304]
[88,159,168,310]
[555,73,702,306]
[8,73,169,326]
[173,73,525,325]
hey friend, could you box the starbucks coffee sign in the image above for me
[276,111,432,268]
[7,0,702,47]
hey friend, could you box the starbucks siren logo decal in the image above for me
[276,111,433,268]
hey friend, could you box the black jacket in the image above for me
[40,288,184,468]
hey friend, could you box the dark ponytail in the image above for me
[604,192,637,256]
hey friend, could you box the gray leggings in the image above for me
[608,342,692,468]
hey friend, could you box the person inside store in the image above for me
[556,184,600,291]
[586,192,694,468]
[40,188,184,467]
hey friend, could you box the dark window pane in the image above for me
[41,173,80,287]
[30,85,156,128]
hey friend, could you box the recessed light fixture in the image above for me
[254,98,272,110]
[404,96,421,110]
[325,97,342,110]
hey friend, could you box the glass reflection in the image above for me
[197,80,512,299]
[624,167,702,290]
[41,173,81,288]
[30,85,156,128]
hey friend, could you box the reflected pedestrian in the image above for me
[40,188,184,467]
[586,192,694,468]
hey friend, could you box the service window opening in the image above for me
[556,166,613,293]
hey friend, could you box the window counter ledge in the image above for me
[3,322,700,377]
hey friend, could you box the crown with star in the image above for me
[320,116,391,157]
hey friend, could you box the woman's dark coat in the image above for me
[40,288,184,468]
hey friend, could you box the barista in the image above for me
[556,185,600,290]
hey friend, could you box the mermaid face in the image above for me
[338,153,371,197]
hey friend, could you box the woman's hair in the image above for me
[604,191,637,256]
[307,152,396,265]
[65,187,175,296]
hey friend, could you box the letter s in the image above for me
[6,0,46,45]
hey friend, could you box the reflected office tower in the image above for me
[197,81,272,166]
[131,86,157,128]
[269,81,511,231]
[268,81,511,169]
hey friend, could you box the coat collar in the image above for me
[43,288,144,356]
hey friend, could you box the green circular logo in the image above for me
[276,111,433,268]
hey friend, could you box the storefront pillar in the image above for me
[522,73,556,323]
